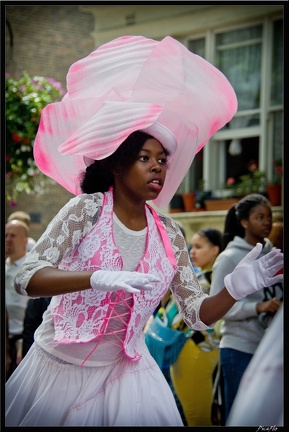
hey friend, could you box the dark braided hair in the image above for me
[222,193,271,249]
[80,130,169,194]
[198,228,224,253]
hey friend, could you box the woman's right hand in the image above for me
[90,270,160,293]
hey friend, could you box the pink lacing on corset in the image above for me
[48,190,179,361]
[80,291,133,366]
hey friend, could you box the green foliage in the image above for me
[224,162,267,197]
[5,72,65,205]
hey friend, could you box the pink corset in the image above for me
[49,190,177,361]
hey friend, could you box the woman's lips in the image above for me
[148,180,162,192]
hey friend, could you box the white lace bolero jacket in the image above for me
[14,192,209,332]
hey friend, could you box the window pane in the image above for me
[270,110,283,183]
[226,137,259,182]
[187,38,206,192]
[215,25,262,128]
[188,38,205,57]
[272,111,283,162]
[216,25,262,44]
[271,19,283,106]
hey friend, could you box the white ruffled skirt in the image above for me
[5,342,183,426]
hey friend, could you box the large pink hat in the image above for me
[34,35,237,208]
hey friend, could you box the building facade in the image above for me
[5,4,284,241]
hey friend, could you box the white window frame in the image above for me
[181,15,283,194]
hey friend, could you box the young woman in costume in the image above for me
[5,36,283,427]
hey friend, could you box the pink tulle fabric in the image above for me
[34,35,238,208]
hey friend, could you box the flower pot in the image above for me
[195,190,212,209]
[204,198,239,211]
[266,184,281,206]
[182,192,195,212]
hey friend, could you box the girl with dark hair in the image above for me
[189,228,224,292]
[222,204,245,250]
[210,193,283,423]
[167,228,224,426]
[5,36,283,427]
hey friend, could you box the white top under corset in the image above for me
[34,214,147,366]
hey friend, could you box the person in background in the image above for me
[227,304,283,426]
[168,228,224,426]
[222,204,244,250]
[6,308,12,380]
[210,193,283,422]
[7,211,36,252]
[189,228,223,295]
[22,297,52,358]
[5,220,30,380]
[259,212,283,330]
[5,36,283,427]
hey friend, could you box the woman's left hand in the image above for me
[224,243,283,300]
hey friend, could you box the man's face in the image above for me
[5,221,28,259]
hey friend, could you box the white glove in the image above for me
[224,243,283,300]
[90,270,160,293]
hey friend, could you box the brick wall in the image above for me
[5,5,95,240]
[6,184,74,242]
[5,5,95,84]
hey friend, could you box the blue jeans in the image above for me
[220,348,253,422]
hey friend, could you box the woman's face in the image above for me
[242,203,273,245]
[189,233,220,270]
[114,138,168,202]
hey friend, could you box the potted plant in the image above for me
[5,72,65,206]
[204,162,267,211]
[221,162,267,198]
[265,160,282,206]
[193,179,212,210]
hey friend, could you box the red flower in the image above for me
[12,133,22,143]
[275,166,282,175]
[270,160,283,185]
[226,177,235,185]
[249,163,258,171]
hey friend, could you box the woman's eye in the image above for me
[158,158,167,165]
[138,155,167,165]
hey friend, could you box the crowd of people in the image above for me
[145,194,283,426]
[6,191,284,426]
[5,218,30,379]
[5,210,38,380]
[5,211,50,380]
[211,194,283,422]
[5,35,283,427]
[167,228,224,426]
